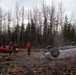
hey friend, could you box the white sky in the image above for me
[0,0,76,17]
[0,0,76,15]
[0,0,76,22]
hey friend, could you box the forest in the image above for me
[0,1,75,48]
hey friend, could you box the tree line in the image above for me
[0,2,76,48]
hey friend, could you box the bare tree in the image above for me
[0,7,2,45]
[41,1,48,44]
[38,12,43,44]
[22,7,24,24]
[33,6,39,45]
[58,2,65,46]
[14,2,20,45]
[8,11,11,43]
[2,11,8,44]
[15,2,19,25]
[49,2,55,45]
[20,6,25,47]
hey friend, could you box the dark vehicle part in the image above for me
[51,48,59,58]
[46,46,53,52]
[43,46,53,55]
[47,46,53,50]
[0,50,2,53]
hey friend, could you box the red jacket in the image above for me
[8,44,12,51]
[27,42,31,49]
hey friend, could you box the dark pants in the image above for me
[9,49,12,55]
[27,49,31,56]
[13,48,16,55]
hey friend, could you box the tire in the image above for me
[51,48,59,58]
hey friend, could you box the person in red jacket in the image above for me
[27,41,31,56]
[8,42,13,55]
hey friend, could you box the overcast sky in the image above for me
[0,0,76,19]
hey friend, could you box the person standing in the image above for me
[8,42,13,55]
[13,42,17,55]
[27,41,31,56]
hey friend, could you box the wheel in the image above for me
[51,48,59,58]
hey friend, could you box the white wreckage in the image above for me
[43,45,76,60]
